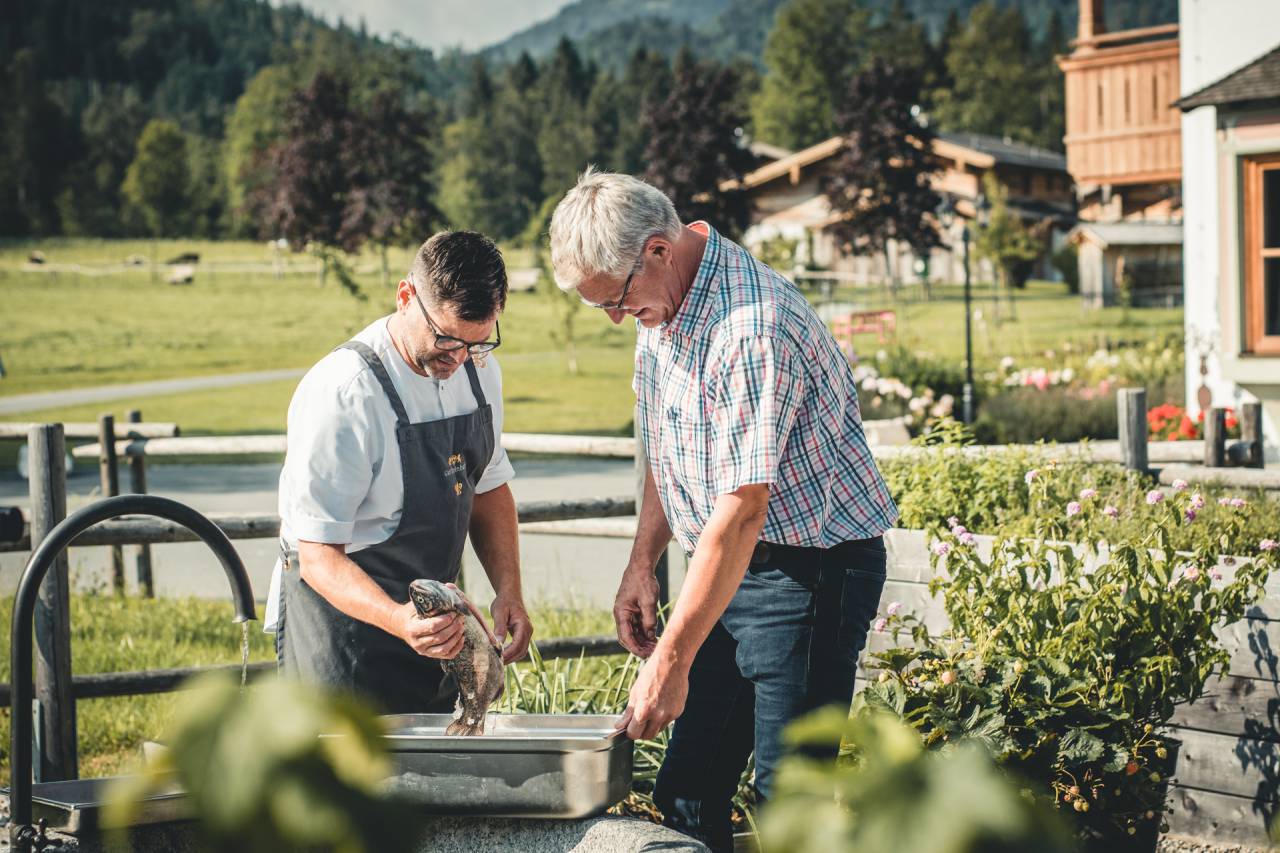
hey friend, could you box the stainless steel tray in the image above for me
[0,714,633,835]
[3,776,189,836]
[376,713,633,818]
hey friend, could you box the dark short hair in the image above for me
[409,231,507,321]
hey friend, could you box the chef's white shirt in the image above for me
[264,316,513,631]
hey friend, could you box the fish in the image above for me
[408,579,505,736]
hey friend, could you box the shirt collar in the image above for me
[664,221,722,339]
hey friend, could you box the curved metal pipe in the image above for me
[9,494,257,851]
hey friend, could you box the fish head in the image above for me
[408,578,464,618]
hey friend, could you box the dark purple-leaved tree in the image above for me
[343,88,439,287]
[641,50,754,238]
[824,59,941,287]
[258,72,358,254]
[256,72,368,296]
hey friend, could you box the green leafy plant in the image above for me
[882,420,1278,557]
[859,479,1277,843]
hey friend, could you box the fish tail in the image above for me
[445,718,485,737]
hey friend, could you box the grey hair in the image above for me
[548,167,683,292]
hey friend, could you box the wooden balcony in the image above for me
[1059,32,1181,187]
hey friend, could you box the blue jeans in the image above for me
[653,536,887,852]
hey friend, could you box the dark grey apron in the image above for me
[277,341,495,713]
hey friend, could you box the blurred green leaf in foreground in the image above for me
[760,707,1078,853]
[106,673,421,853]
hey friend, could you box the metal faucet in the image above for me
[8,495,257,853]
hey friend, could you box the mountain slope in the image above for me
[482,0,731,63]
[481,0,1179,68]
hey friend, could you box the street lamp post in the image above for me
[938,195,985,425]
[960,219,974,424]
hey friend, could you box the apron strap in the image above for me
[464,359,488,407]
[336,341,410,427]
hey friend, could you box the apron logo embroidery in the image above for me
[444,452,466,476]
[455,482,464,496]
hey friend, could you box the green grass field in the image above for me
[0,594,615,780]
[0,239,1181,440]
[0,238,636,437]
[823,279,1183,362]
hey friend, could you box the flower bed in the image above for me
[857,438,1279,846]
[1147,403,1242,442]
[849,336,1187,443]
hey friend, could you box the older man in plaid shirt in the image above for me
[550,169,898,851]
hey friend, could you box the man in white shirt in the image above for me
[268,231,532,713]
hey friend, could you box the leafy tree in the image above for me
[824,59,940,287]
[867,0,930,75]
[57,86,150,236]
[642,51,755,237]
[436,52,548,239]
[1031,10,1068,152]
[461,57,495,117]
[616,49,675,172]
[926,8,961,99]
[343,88,439,286]
[974,172,1039,322]
[255,72,364,292]
[0,49,78,235]
[751,0,872,150]
[186,133,227,237]
[536,39,596,200]
[222,65,299,237]
[121,118,192,237]
[929,2,1042,148]
[436,114,534,240]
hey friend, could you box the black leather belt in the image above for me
[750,538,879,564]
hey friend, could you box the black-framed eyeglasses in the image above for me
[411,285,501,355]
[580,255,642,310]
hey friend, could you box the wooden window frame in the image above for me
[1242,152,1280,355]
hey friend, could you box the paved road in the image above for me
[0,457,682,613]
[0,368,307,415]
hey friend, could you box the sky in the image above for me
[278,0,575,51]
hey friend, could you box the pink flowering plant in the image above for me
[859,477,1278,845]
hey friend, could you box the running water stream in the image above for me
[240,621,250,690]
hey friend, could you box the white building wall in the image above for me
[1179,0,1280,432]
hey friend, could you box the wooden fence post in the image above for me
[635,405,669,610]
[127,410,155,597]
[29,424,78,782]
[98,413,125,592]
[1204,408,1226,469]
[1241,402,1264,469]
[1117,388,1148,472]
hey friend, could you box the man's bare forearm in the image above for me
[627,462,674,573]
[298,540,401,634]
[469,483,523,600]
[651,484,769,672]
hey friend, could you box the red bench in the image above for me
[832,310,897,350]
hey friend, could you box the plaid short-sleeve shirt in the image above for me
[634,223,898,555]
